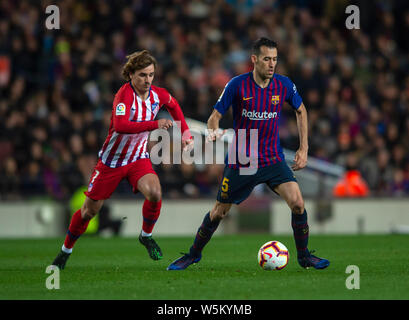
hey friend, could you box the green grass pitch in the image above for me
[1,234,408,300]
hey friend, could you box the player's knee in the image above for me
[290,198,304,215]
[146,187,162,202]
[81,198,103,220]
[212,203,231,221]
[212,211,226,221]
[81,205,98,220]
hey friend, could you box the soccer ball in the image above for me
[258,241,289,270]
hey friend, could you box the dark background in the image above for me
[0,0,408,201]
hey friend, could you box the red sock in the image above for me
[142,199,162,234]
[63,209,90,249]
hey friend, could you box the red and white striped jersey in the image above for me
[98,82,189,168]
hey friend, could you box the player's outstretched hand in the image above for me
[182,138,194,152]
[291,149,308,171]
[158,119,173,130]
[206,128,226,143]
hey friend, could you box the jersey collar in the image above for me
[129,81,151,101]
[250,71,274,89]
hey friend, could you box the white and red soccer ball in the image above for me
[258,241,289,270]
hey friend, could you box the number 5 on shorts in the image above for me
[221,177,229,192]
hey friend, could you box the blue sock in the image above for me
[291,209,309,257]
[189,212,220,257]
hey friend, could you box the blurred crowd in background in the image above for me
[1,0,409,201]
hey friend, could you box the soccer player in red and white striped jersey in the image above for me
[52,50,193,269]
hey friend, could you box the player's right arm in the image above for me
[207,78,237,141]
[207,109,224,142]
[112,86,172,134]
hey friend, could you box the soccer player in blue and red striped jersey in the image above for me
[168,37,329,270]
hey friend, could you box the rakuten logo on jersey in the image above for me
[242,108,277,120]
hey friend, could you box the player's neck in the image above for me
[252,70,271,88]
[130,82,150,100]
[135,88,150,101]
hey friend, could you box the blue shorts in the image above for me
[216,161,297,204]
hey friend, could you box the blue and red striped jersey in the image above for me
[214,72,302,168]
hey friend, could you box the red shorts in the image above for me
[84,158,157,200]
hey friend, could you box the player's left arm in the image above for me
[292,103,308,171]
[163,92,194,151]
[284,77,308,171]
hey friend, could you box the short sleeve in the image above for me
[284,77,303,110]
[213,79,238,116]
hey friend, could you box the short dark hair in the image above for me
[252,37,278,56]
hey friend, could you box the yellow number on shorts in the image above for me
[221,177,229,192]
